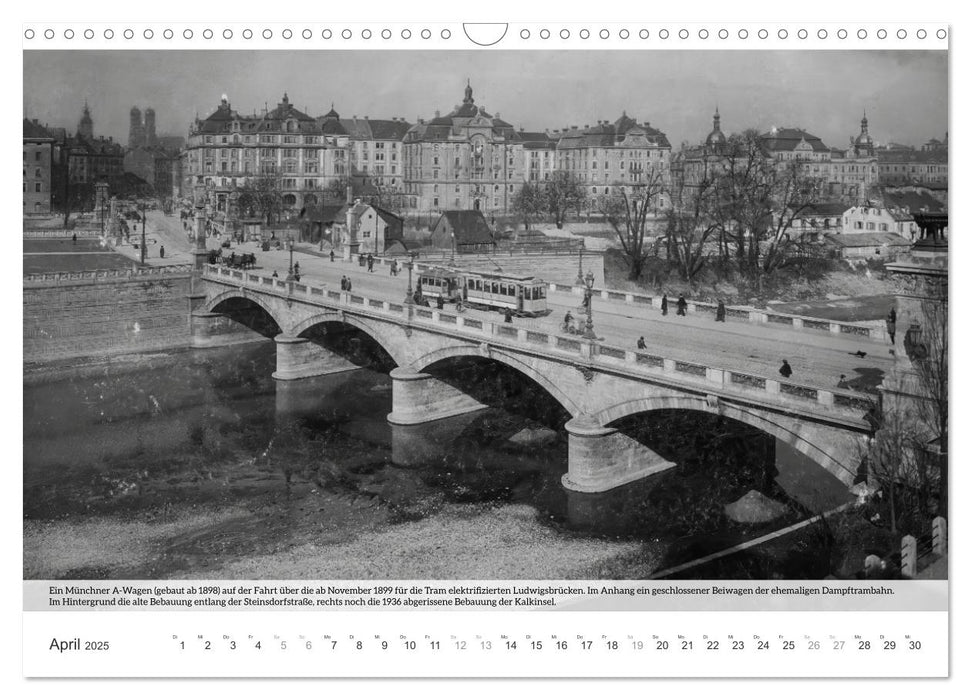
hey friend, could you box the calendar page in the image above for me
[18,0,952,686]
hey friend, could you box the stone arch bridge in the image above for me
[194,266,875,497]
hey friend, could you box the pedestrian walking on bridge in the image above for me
[330,250,335,263]
[715,300,726,322]
[637,336,646,350]
[159,245,165,259]
[676,295,687,316]
[779,359,793,378]
[661,294,668,316]
[367,253,374,272]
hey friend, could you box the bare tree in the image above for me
[760,160,824,275]
[708,129,824,287]
[908,290,948,514]
[596,168,666,281]
[511,181,546,230]
[237,175,283,225]
[869,285,948,532]
[324,176,353,204]
[663,165,718,285]
[544,171,586,229]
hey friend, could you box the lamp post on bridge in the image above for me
[404,252,417,304]
[582,270,597,340]
[575,240,585,285]
[286,234,295,281]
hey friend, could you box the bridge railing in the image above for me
[204,265,877,420]
[25,264,193,286]
[23,229,102,239]
[545,281,887,342]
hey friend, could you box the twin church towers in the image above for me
[128,106,157,148]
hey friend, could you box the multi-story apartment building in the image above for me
[184,94,351,226]
[554,113,672,204]
[317,109,411,196]
[23,119,56,215]
[673,112,881,205]
[877,148,948,187]
[402,83,530,214]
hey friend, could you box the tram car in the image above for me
[417,267,550,317]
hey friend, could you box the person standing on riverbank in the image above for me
[886,310,897,345]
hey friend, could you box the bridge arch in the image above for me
[411,344,581,417]
[206,290,283,327]
[289,312,407,367]
[593,395,866,485]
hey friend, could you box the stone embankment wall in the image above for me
[23,267,198,362]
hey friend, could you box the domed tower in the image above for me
[705,106,727,153]
[77,101,94,140]
[852,110,874,157]
[144,107,157,146]
[129,106,145,148]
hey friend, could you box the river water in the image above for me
[24,340,831,580]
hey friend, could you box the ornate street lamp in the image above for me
[575,240,585,285]
[404,252,417,304]
[583,270,597,340]
[286,234,295,281]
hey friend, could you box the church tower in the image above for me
[144,107,157,146]
[129,106,145,148]
[852,110,875,157]
[77,101,94,140]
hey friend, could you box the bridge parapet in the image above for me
[546,281,887,342]
[25,264,193,287]
[203,265,875,427]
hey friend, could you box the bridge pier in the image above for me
[562,415,676,493]
[386,367,487,425]
[272,334,358,381]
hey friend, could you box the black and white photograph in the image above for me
[23,46,948,585]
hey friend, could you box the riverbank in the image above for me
[23,343,851,581]
[603,249,900,320]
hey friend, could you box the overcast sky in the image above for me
[23,50,947,149]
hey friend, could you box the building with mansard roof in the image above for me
[402,82,536,214]
[759,126,832,161]
[184,93,352,231]
[316,107,411,197]
[553,112,672,203]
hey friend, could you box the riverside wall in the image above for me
[23,267,199,362]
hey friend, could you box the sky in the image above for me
[23,50,948,150]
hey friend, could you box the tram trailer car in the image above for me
[417,268,550,317]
